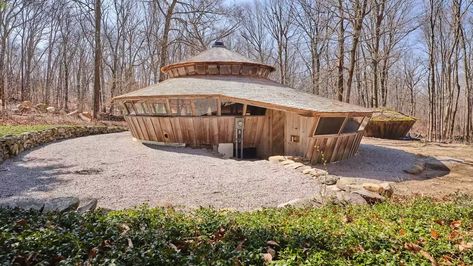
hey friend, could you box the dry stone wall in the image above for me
[0,126,126,163]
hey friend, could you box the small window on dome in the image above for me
[196,64,206,75]
[220,65,231,75]
[245,105,266,116]
[231,65,241,75]
[314,117,346,136]
[186,65,196,75]
[208,64,218,74]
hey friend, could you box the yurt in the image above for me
[364,109,416,139]
[113,42,373,163]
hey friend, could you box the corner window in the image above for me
[314,117,345,136]
[134,102,145,115]
[341,117,363,133]
[221,102,244,116]
[124,102,135,115]
[153,102,168,115]
[245,105,266,116]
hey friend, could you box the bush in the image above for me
[1,198,472,265]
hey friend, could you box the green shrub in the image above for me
[1,198,472,265]
[0,125,65,138]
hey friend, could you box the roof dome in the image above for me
[161,41,275,79]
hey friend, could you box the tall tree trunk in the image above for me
[337,0,345,101]
[158,0,178,82]
[93,0,102,119]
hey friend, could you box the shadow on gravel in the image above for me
[325,144,450,182]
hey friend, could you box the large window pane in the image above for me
[314,117,345,135]
[194,98,218,116]
[246,105,266,116]
[341,117,363,133]
[169,99,192,116]
[221,102,244,116]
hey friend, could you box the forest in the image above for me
[0,0,472,142]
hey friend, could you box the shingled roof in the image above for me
[115,42,372,115]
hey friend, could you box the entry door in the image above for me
[270,110,285,155]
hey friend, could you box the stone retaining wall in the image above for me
[0,126,126,163]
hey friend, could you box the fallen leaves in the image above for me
[404,243,438,266]
[458,241,473,252]
[430,229,439,240]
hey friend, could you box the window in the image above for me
[341,117,363,133]
[221,102,244,116]
[169,99,192,116]
[245,105,266,116]
[153,102,168,115]
[134,102,145,115]
[314,117,346,135]
[142,102,155,114]
[194,98,218,116]
[124,102,135,115]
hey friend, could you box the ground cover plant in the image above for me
[0,125,65,138]
[1,197,472,265]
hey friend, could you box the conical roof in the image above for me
[161,42,275,74]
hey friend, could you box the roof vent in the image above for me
[212,41,226,48]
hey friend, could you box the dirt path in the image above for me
[0,132,320,210]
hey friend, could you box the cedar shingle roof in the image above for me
[114,75,372,114]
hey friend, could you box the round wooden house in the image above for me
[364,109,416,139]
[114,42,373,163]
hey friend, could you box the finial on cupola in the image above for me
[212,41,226,48]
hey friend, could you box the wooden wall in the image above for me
[125,116,234,146]
[305,131,364,164]
[365,120,416,139]
[124,112,365,164]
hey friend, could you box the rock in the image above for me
[34,103,48,113]
[302,168,314,174]
[362,183,383,194]
[77,198,98,213]
[263,253,273,263]
[318,175,339,185]
[277,197,320,208]
[17,101,33,113]
[404,160,425,174]
[310,169,328,177]
[336,177,374,192]
[284,162,304,169]
[280,159,295,166]
[267,247,277,258]
[380,182,394,197]
[298,166,312,173]
[46,106,56,113]
[424,158,451,172]
[362,182,394,197]
[43,197,80,212]
[332,191,368,206]
[0,198,45,211]
[268,155,285,163]
[351,189,385,204]
[326,185,342,192]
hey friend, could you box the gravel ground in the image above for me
[0,132,320,210]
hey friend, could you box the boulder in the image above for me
[46,106,56,113]
[351,189,385,204]
[331,191,368,206]
[310,169,328,177]
[362,182,394,197]
[77,198,98,213]
[404,160,425,175]
[268,155,285,163]
[284,162,304,169]
[280,159,295,166]
[0,198,45,211]
[34,103,48,113]
[277,197,322,208]
[318,175,339,185]
[43,197,80,212]
[298,165,312,173]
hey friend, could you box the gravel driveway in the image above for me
[0,132,320,210]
